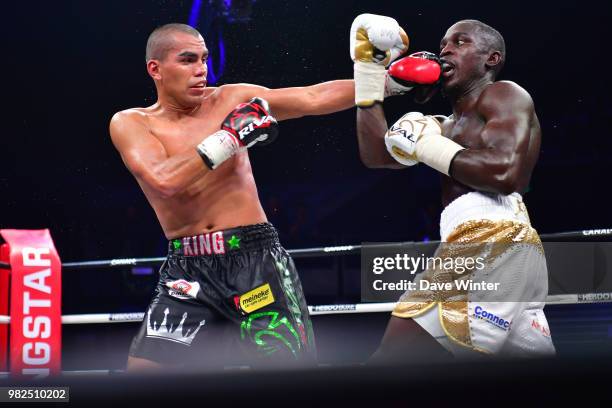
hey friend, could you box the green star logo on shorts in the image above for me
[172,239,182,250]
[227,235,241,249]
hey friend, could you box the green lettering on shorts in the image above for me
[274,254,314,348]
[240,311,300,358]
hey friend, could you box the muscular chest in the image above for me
[443,113,487,149]
[149,113,226,155]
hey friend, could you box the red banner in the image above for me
[0,230,62,378]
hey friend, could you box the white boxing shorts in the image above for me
[392,192,556,358]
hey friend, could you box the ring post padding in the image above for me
[0,230,62,379]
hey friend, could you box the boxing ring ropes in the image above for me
[1,227,611,376]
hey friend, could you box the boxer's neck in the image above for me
[156,94,203,119]
[449,77,493,117]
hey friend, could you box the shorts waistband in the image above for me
[168,223,280,256]
[440,192,531,241]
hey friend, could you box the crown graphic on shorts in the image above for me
[146,307,205,346]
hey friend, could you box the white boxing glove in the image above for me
[384,112,465,175]
[350,14,409,107]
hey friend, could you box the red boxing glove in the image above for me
[385,51,442,96]
[221,97,279,147]
[196,97,279,169]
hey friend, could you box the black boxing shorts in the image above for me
[128,223,316,368]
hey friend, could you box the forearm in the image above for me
[308,79,355,115]
[147,151,210,198]
[450,149,522,195]
[264,80,354,120]
[356,104,402,168]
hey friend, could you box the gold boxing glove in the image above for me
[350,14,409,107]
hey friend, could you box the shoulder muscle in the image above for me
[477,81,534,121]
[109,109,167,178]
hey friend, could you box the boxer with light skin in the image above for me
[112,25,354,240]
[353,17,554,361]
[110,23,357,371]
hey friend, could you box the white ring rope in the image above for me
[1,293,610,325]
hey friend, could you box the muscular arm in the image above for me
[226,80,355,121]
[449,82,535,194]
[356,104,404,169]
[109,111,210,199]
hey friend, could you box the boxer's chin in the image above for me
[182,93,205,107]
[413,84,439,104]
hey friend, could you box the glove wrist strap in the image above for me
[415,134,465,176]
[354,62,386,107]
[196,130,242,170]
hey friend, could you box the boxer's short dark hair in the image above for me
[458,19,506,76]
[146,23,202,62]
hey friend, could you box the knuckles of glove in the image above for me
[388,54,441,85]
[221,97,279,147]
[388,112,442,139]
[387,51,442,103]
[384,112,442,166]
[350,14,409,66]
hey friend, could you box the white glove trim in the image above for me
[196,130,242,170]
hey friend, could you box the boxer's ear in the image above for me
[485,51,502,70]
[147,59,162,81]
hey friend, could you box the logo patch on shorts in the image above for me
[473,305,511,331]
[531,319,551,337]
[165,279,200,300]
[237,283,275,314]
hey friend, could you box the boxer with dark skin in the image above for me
[110,24,354,371]
[356,20,541,361]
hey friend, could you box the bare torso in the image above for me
[128,87,267,239]
[440,84,541,207]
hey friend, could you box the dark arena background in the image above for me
[1,0,611,405]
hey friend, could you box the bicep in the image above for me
[480,116,530,157]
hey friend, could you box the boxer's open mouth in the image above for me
[441,61,455,78]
